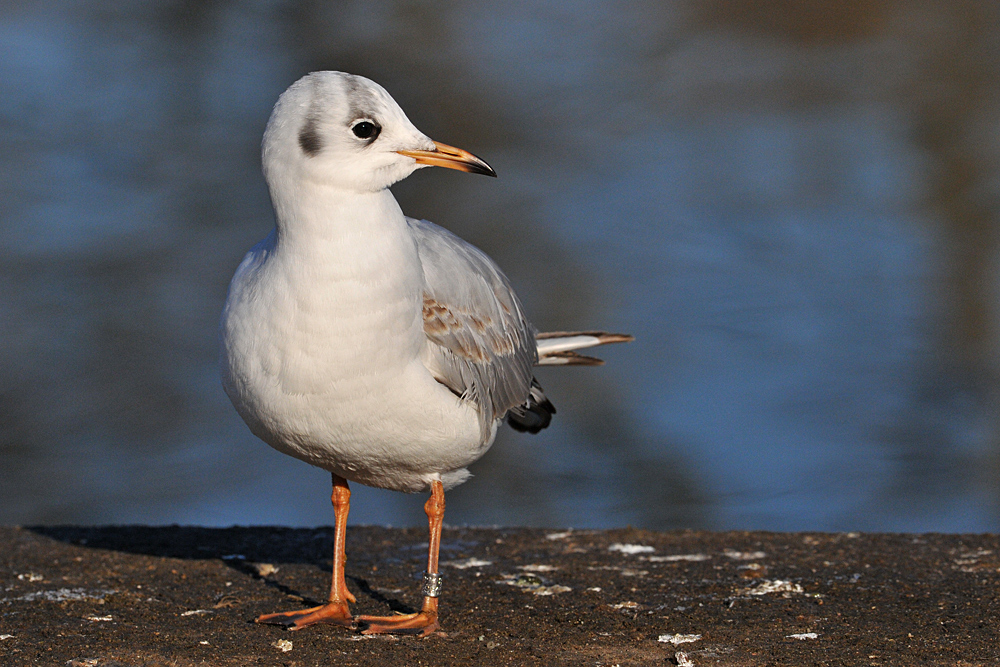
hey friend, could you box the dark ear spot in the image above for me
[298,117,322,157]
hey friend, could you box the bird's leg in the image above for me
[328,475,358,605]
[359,480,444,636]
[256,474,355,629]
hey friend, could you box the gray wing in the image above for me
[407,217,536,440]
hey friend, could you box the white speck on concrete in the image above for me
[675,650,695,666]
[723,549,766,560]
[494,573,570,596]
[611,601,640,610]
[588,565,649,577]
[658,633,702,645]
[744,580,804,596]
[2,588,116,603]
[517,564,558,572]
[787,632,819,640]
[444,557,493,569]
[250,562,278,577]
[180,609,213,616]
[608,543,654,555]
[647,554,710,562]
[273,639,292,652]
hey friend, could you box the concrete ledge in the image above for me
[2,525,999,666]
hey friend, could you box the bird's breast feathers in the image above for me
[220,228,485,466]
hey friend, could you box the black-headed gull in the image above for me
[220,71,631,635]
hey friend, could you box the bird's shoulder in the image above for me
[405,217,533,359]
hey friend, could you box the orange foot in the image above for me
[256,601,354,630]
[358,611,439,637]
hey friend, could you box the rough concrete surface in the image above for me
[1,525,998,666]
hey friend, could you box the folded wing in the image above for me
[408,217,536,441]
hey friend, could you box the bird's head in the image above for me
[262,71,495,194]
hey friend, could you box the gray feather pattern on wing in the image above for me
[407,217,536,440]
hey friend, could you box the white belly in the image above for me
[220,226,491,493]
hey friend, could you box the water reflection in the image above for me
[2,1,999,532]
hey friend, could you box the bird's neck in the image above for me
[269,181,406,250]
[264,180,422,303]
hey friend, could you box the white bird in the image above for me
[220,71,632,636]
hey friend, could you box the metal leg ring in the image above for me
[421,572,443,598]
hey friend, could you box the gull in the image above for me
[220,71,632,636]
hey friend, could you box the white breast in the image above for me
[220,193,489,492]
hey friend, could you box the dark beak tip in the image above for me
[473,159,497,178]
[464,163,496,178]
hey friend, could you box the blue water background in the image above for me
[2,2,999,532]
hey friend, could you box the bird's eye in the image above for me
[351,120,380,141]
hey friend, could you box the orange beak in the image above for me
[397,141,496,177]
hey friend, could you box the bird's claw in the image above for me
[357,611,440,637]
[256,602,355,630]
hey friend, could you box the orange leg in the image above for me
[256,474,355,630]
[358,480,444,636]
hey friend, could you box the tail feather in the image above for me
[536,350,606,366]
[507,331,632,434]
[536,331,633,366]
